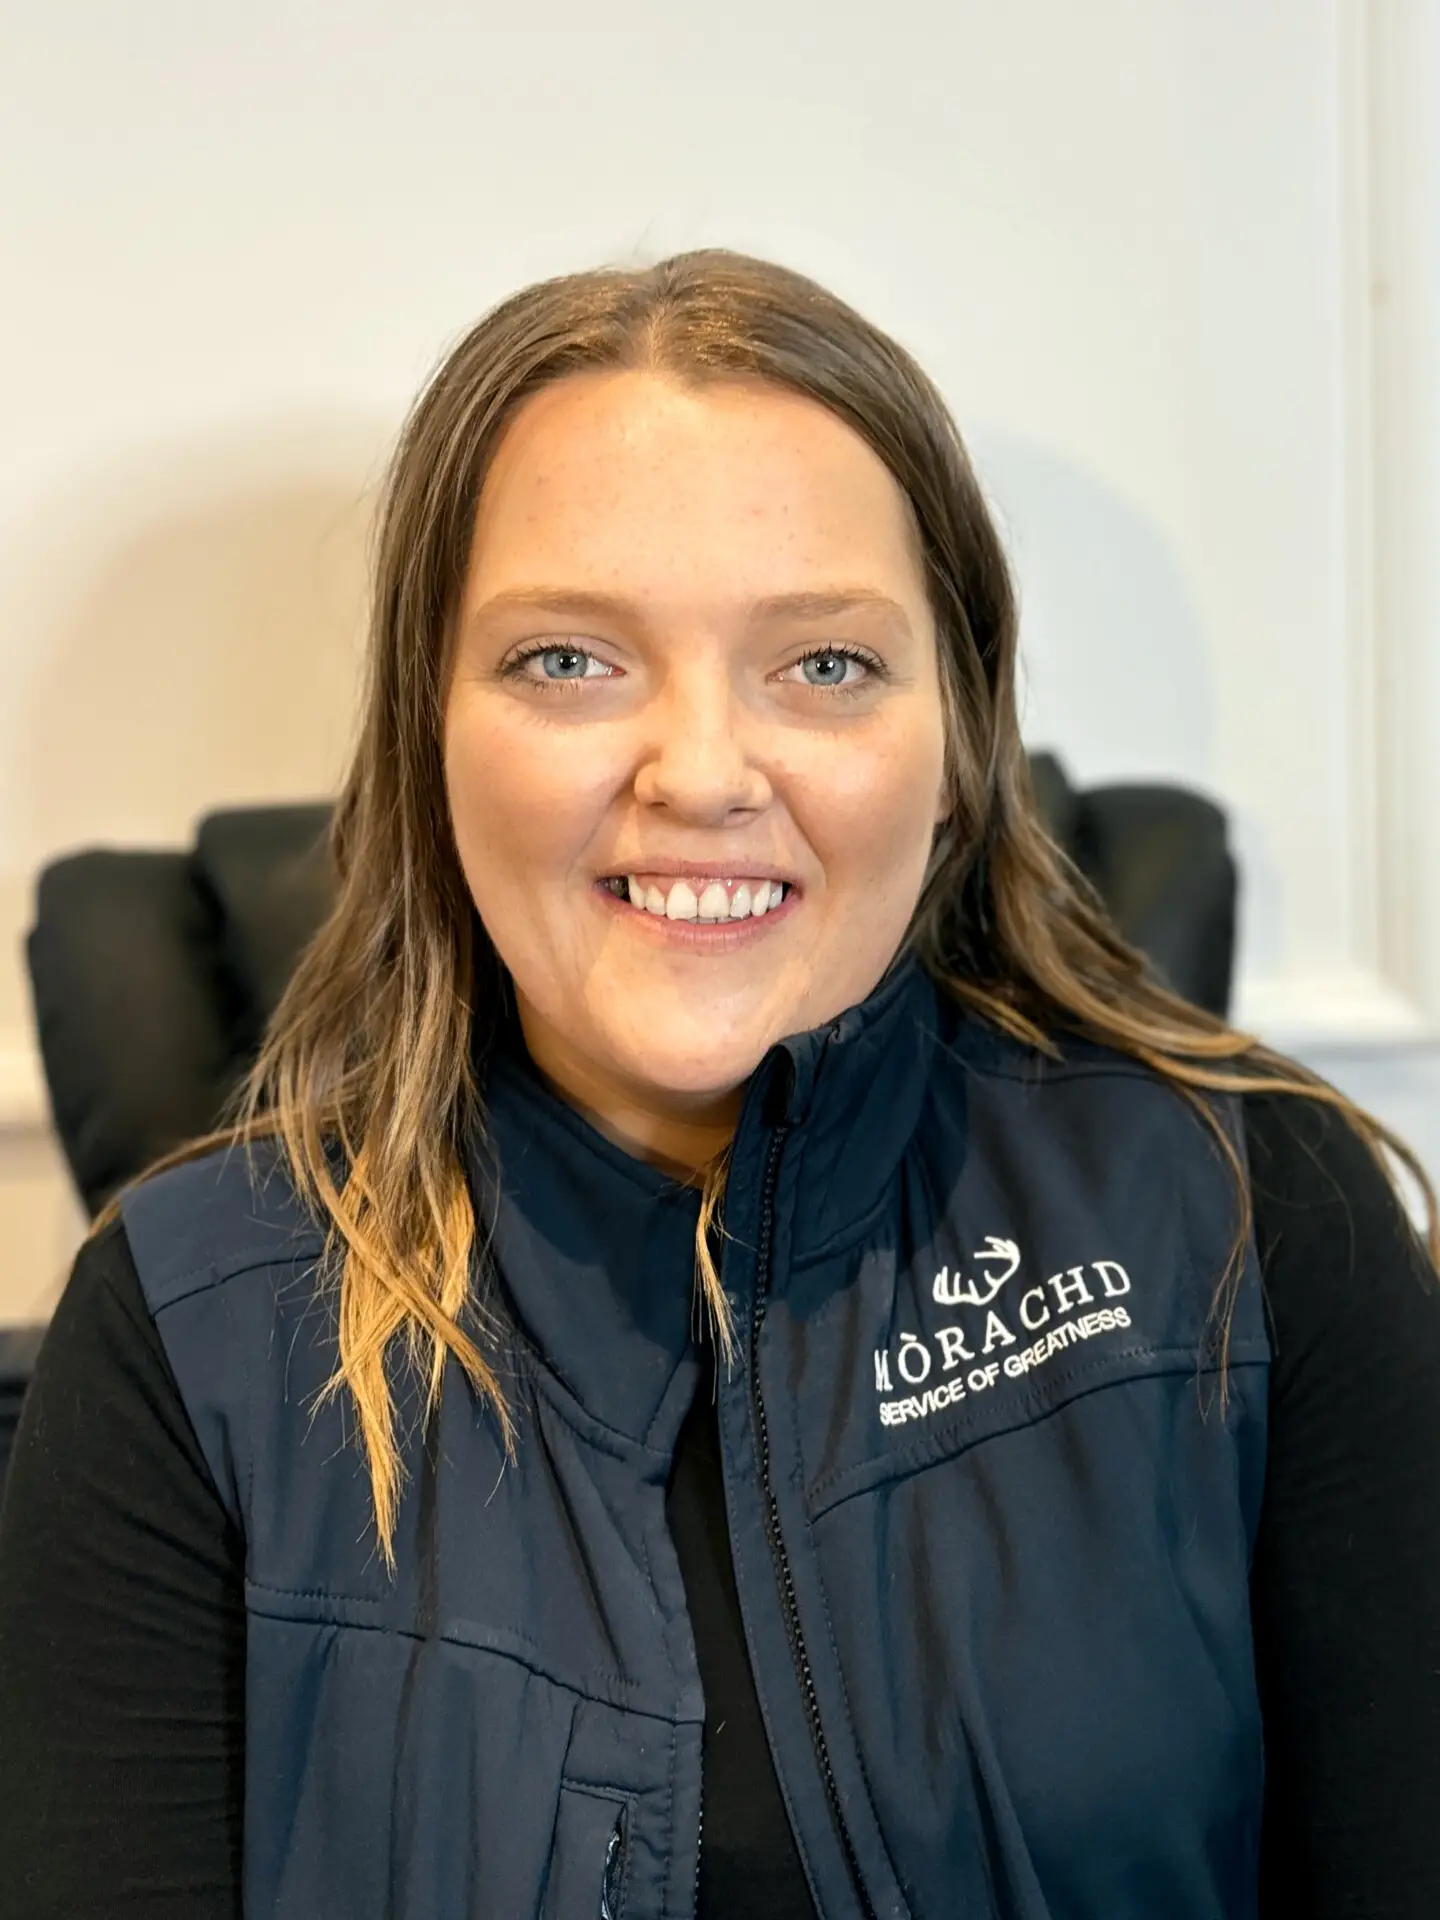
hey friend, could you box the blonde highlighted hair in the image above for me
[94,250,1438,1570]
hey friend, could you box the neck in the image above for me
[514,1000,744,1183]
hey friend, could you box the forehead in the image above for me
[464,369,926,609]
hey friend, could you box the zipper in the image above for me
[691,1776,704,1915]
[601,1806,626,1920]
[749,1121,876,1920]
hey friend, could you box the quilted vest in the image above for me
[122,956,1270,1918]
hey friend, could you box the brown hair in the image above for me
[95,249,1438,1570]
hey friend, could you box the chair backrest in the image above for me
[25,805,332,1217]
[25,754,1235,1218]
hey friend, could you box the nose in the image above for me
[630,662,772,824]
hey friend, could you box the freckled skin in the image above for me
[443,370,949,1170]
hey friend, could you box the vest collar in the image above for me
[467,953,941,1445]
[751,953,939,1263]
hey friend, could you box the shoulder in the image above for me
[113,1140,350,1534]
[11,1211,233,1528]
[1243,1088,1396,1211]
[1242,1089,1425,1268]
[41,1209,170,1389]
[933,1009,1243,1149]
[936,1002,1206,1095]
[1241,1089,1438,1376]
[119,1135,330,1315]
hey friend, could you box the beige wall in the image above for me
[2,0,1438,1317]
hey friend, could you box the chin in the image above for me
[607,1019,778,1106]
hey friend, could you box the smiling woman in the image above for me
[3,251,1440,1920]
[445,371,949,1169]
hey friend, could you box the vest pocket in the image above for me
[542,1782,631,1920]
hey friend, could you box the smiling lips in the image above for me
[601,874,792,923]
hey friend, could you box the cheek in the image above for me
[793,716,948,891]
[442,701,625,923]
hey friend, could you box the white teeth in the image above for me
[622,876,787,922]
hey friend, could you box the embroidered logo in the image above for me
[931,1236,1020,1308]
[873,1244,1134,1427]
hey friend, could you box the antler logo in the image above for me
[932,1237,1021,1308]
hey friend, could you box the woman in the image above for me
[2,250,1439,1920]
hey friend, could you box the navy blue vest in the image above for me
[122,958,1270,1918]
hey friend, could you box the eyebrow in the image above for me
[465,586,913,633]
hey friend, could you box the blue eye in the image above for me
[787,645,882,692]
[801,650,856,687]
[504,643,613,688]
[535,647,590,680]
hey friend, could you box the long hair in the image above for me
[94,250,1439,1571]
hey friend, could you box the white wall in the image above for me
[2,0,1437,1317]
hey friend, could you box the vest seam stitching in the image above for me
[144,1242,327,1309]
[225,1283,257,1532]
[805,1345,1272,1518]
[522,1343,676,1462]
[938,1028,1247,1094]
[244,1583,676,1707]
[662,1717,676,1919]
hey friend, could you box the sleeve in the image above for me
[1247,1091,1440,1918]
[0,1214,245,1918]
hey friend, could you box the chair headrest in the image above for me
[193,806,335,1053]
[1025,750,1081,852]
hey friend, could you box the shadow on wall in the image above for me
[967,425,1285,984]
[970,425,1217,782]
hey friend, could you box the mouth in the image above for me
[595,872,796,927]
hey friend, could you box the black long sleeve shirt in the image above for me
[2,1095,1440,1916]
